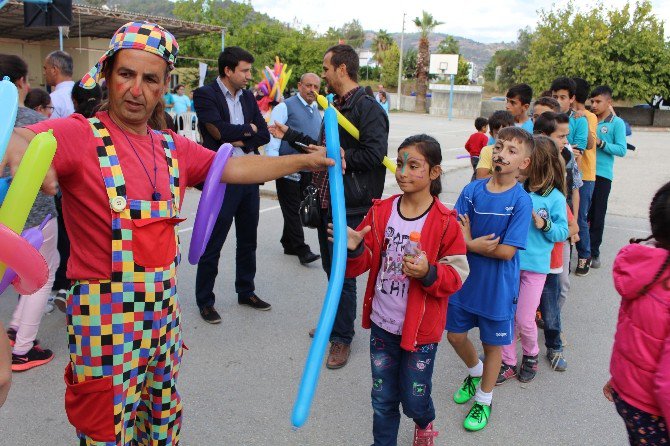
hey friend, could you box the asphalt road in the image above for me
[1,113,668,445]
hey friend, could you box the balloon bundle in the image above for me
[257,56,292,103]
[0,77,56,295]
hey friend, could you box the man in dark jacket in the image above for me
[193,46,271,324]
[270,44,389,368]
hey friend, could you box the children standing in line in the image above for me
[587,85,627,270]
[550,77,589,155]
[604,181,670,445]
[572,77,599,277]
[464,117,489,174]
[505,83,535,134]
[447,126,533,431]
[474,110,515,180]
[499,135,568,384]
[344,134,469,446]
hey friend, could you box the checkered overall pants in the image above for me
[64,118,185,446]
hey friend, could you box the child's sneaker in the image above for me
[496,363,517,385]
[535,310,545,329]
[53,289,68,313]
[11,345,54,371]
[6,328,16,347]
[518,354,538,383]
[463,401,491,431]
[590,256,601,269]
[413,422,438,446]
[547,349,568,371]
[453,375,481,404]
[575,258,590,276]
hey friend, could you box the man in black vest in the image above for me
[266,73,322,265]
[193,47,271,324]
[269,45,389,368]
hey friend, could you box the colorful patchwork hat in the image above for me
[80,21,178,89]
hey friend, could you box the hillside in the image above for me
[385,32,514,73]
[97,1,514,71]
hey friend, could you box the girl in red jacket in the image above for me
[344,134,469,446]
[604,180,670,445]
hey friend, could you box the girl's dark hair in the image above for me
[631,181,670,296]
[24,88,51,110]
[0,54,28,83]
[397,134,442,196]
[71,82,102,118]
[526,135,566,197]
[173,84,185,94]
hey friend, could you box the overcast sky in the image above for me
[250,0,670,43]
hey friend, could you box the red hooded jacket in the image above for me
[346,195,469,351]
[609,243,670,418]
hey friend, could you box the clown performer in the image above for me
[2,22,335,446]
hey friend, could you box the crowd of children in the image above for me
[341,78,658,446]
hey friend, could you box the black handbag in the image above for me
[299,185,321,228]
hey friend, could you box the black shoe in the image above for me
[575,258,590,276]
[199,306,222,324]
[299,252,320,265]
[518,354,538,383]
[283,249,299,256]
[238,294,272,311]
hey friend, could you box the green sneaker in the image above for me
[463,401,492,431]
[453,375,481,404]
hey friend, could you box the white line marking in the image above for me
[604,225,648,234]
[178,227,193,234]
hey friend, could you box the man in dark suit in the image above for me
[193,46,271,324]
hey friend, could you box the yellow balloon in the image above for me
[0,130,57,277]
[382,156,397,174]
[316,94,395,173]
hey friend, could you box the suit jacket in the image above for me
[193,81,270,153]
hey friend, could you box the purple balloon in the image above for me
[0,214,50,294]
[457,154,471,159]
[188,144,233,265]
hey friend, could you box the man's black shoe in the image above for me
[199,306,222,324]
[299,252,321,265]
[238,294,272,311]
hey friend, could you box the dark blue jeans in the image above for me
[588,176,612,259]
[195,183,260,308]
[576,180,594,259]
[539,273,562,351]
[370,323,437,446]
[317,210,364,345]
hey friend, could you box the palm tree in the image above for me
[413,11,443,113]
[373,29,394,67]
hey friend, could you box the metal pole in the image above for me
[448,74,455,121]
[221,29,225,51]
[59,27,63,51]
[396,13,405,111]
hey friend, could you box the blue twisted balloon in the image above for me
[291,94,347,429]
[0,76,19,164]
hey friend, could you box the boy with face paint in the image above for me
[447,127,533,431]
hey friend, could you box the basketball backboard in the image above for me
[429,54,459,75]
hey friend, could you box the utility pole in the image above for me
[396,12,405,111]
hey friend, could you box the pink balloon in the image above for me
[0,222,48,295]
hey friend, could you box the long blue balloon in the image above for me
[291,94,347,428]
[0,77,19,164]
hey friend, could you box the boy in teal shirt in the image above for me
[551,77,588,153]
[588,85,626,268]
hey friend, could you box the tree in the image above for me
[520,0,670,100]
[372,30,394,67]
[413,10,443,113]
[172,0,333,91]
[403,47,418,80]
[435,35,470,85]
[380,42,400,87]
[436,35,459,55]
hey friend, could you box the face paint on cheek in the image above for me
[401,152,408,174]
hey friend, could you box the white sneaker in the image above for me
[53,289,67,313]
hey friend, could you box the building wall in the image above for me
[429,84,483,119]
[0,37,108,88]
